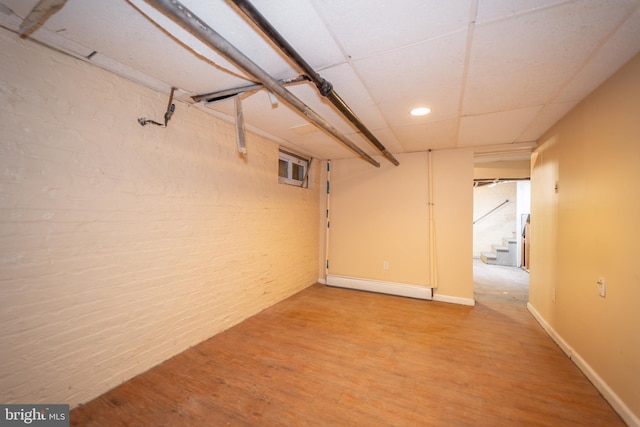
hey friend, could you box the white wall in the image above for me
[0,28,320,407]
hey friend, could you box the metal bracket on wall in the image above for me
[138,87,176,128]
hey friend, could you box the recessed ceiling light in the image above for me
[410,107,431,116]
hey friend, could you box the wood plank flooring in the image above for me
[71,261,625,426]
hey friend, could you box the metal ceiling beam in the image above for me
[230,0,400,167]
[192,75,309,103]
[143,0,380,168]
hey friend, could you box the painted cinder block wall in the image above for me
[0,29,320,407]
[528,53,640,425]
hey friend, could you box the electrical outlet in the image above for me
[383,261,389,270]
[597,278,606,298]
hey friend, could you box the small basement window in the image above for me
[278,149,309,187]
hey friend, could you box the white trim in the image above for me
[526,303,572,357]
[432,294,476,306]
[317,277,327,285]
[527,303,640,427]
[326,275,432,300]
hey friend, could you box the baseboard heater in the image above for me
[326,275,432,300]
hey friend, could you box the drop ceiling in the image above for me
[1,0,639,164]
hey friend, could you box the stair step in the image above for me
[480,252,497,265]
[483,234,518,266]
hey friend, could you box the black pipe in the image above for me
[144,0,379,167]
[231,0,400,167]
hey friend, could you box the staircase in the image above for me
[481,236,517,266]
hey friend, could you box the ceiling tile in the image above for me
[354,30,468,126]
[30,28,95,58]
[392,119,458,152]
[0,7,26,33]
[463,1,639,115]
[360,127,404,154]
[146,0,294,78]
[313,0,472,58]
[287,132,366,160]
[458,106,542,147]
[516,101,578,142]
[315,63,389,131]
[475,0,569,23]
[235,0,346,73]
[44,0,253,93]
[0,0,40,18]
[554,5,640,103]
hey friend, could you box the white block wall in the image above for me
[0,28,320,407]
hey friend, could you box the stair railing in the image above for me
[473,199,510,224]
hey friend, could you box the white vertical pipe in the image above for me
[428,150,438,288]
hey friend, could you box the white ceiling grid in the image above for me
[0,0,639,162]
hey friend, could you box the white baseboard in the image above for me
[526,303,572,358]
[432,294,476,306]
[326,275,432,300]
[317,277,327,285]
[527,303,640,427]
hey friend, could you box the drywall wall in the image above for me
[529,53,640,425]
[431,148,474,303]
[0,28,320,407]
[327,153,430,286]
[326,148,473,304]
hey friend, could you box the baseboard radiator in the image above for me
[326,275,433,300]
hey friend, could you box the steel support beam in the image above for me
[192,75,309,103]
[143,0,380,167]
[231,0,399,167]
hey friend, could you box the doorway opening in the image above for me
[472,155,531,301]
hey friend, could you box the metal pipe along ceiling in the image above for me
[191,75,310,103]
[144,0,380,168]
[231,0,400,167]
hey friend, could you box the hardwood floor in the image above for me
[71,261,625,426]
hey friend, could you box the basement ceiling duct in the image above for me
[141,0,380,167]
[230,0,399,167]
